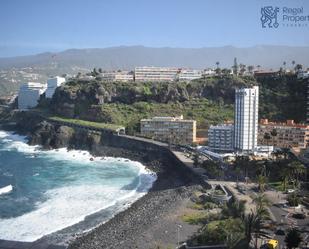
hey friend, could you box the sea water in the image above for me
[0,130,156,242]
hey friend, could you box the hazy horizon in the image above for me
[1,0,309,57]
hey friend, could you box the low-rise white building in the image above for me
[178,69,202,81]
[18,82,47,110]
[101,71,133,82]
[135,66,179,82]
[208,124,234,152]
[45,76,66,98]
[297,70,309,80]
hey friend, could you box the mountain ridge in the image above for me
[0,45,309,70]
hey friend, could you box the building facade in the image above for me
[234,86,259,153]
[101,71,133,82]
[45,76,66,98]
[18,82,47,110]
[135,66,179,82]
[208,124,234,152]
[140,115,196,145]
[178,69,202,81]
[258,119,309,149]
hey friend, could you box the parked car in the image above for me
[292,213,306,219]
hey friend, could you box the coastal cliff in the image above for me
[10,112,205,248]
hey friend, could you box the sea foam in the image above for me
[0,130,156,242]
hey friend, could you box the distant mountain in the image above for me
[0,45,309,70]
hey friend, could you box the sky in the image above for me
[0,0,309,57]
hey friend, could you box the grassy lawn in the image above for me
[49,116,124,131]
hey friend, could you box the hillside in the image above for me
[1,45,309,97]
[37,75,306,134]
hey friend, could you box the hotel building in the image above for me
[234,86,259,153]
[135,66,179,82]
[258,119,309,149]
[101,71,133,82]
[208,124,234,152]
[18,82,47,110]
[178,69,202,81]
[140,115,196,145]
[45,76,66,98]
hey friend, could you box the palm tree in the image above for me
[215,61,220,69]
[257,175,267,192]
[242,211,266,249]
[253,194,270,219]
[285,228,302,249]
[242,212,256,247]
[257,65,261,71]
[283,61,286,70]
[288,161,306,188]
[280,167,290,191]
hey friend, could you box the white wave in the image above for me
[0,130,157,241]
[0,185,13,195]
[0,180,155,242]
[0,130,40,154]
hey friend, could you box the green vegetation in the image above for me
[85,99,233,133]
[49,116,124,131]
[285,228,302,249]
[36,73,306,135]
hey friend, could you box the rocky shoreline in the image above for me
[3,114,203,249]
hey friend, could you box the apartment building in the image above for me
[178,69,202,81]
[258,119,309,149]
[101,71,133,82]
[18,82,47,110]
[208,124,234,152]
[45,76,66,98]
[140,115,196,145]
[135,66,179,82]
[234,86,259,153]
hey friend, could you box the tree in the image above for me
[288,161,306,188]
[287,192,300,207]
[248,65,254,74]
[239,64,246,75]
[285,228,302,249]
[253,194,270,219]
[292,60,296,72]
[280,167,290,191]
[295,64,303,72]
[257,174,267,192]
[263,133,271,150]
[270,128,277,147]
[283,61,287,70]
[215,61,220,69]
[257,65,261,71]
[193,153,200,167]
[233,57,238,75]
[98,68,103,73]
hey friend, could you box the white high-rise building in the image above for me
[18,82,47,110]
[234,86,259,153]
[45,76,66,98]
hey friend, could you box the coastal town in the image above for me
[0,61,308,249]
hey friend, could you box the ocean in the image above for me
[0,130,156,242]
